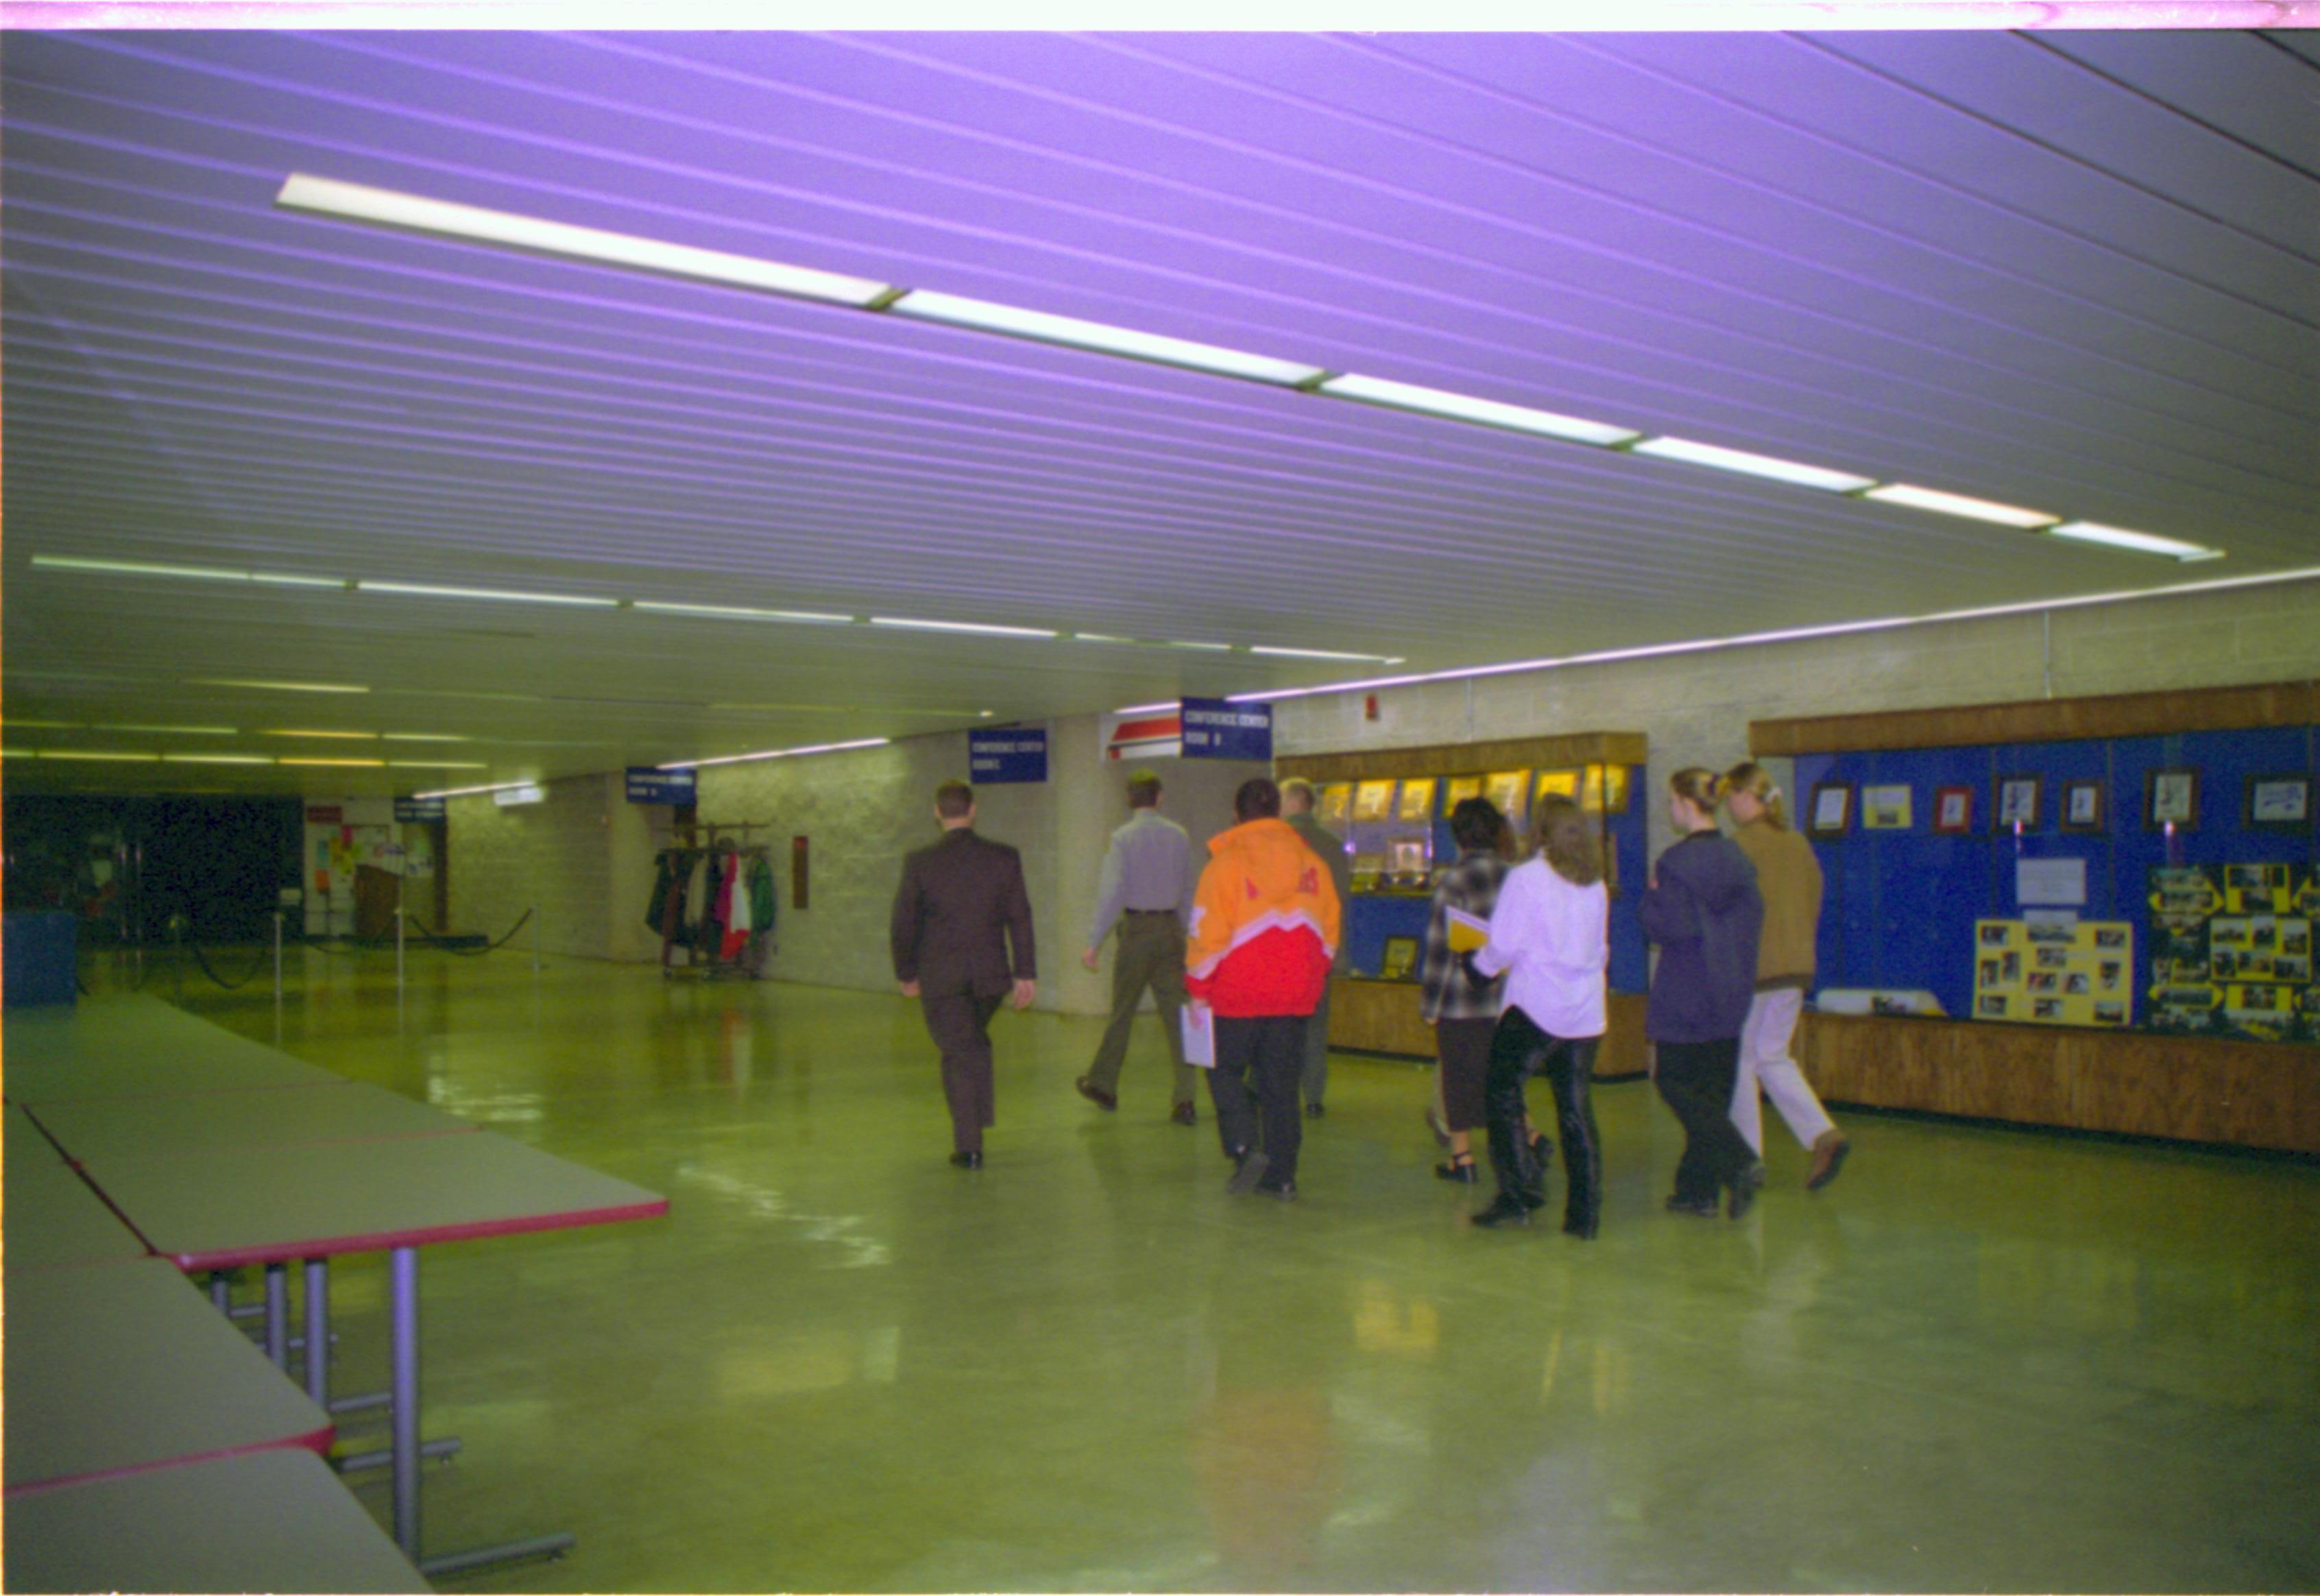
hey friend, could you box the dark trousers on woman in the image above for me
[1483,1007,1602,1234]
[1654,1037,1756,1204]
[1207,1014,1307,1182]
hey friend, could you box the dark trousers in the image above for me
[1086,913,1195,1107]
[1297,980,1333,1107]
[1483,1008,1602,1230]
[1654,1037,1755,1203]
[1434,1016,1497,1133]
[921,990,1003,1154]
[1207,1014,1307,1182]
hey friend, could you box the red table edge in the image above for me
[3,1426,337,1498]
[157,1196,671,1271]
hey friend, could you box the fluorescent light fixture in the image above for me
[96,723,239,736]
[887,290,1326,387]
[261,729,379,740]
[162,753,275,765]
[191,678,370,694]
[978,710,995,718]
[660,736,891,772]
[32,555,343,588]
[1250,645,1405,663]
[493,783,548,807]
[1629,437,1876,494]
[2043,522,2223,562]
[6,720,85,729]
[380,733,472,743]
[413,779,541,800]
[633,600,854,625]
[1167,640,1232,652]
[359,580,619,608]
[1227,564,2320,706]
[1316,374,1639,448]
[1862,484,2057,529]
[869,617,1059,639]
[32,555,251,582]
[279,757,387,767]
[276,173,895,308]
[1113,701,1181,715]
[387,760,489,769]
[38,750,161,762]
[1070,633,1136,645]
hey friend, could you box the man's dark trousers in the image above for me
[921,989,1003,1156]
[1207,1014,1307,1182]
[1087,912,1195,1108]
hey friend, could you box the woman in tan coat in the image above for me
[1721,762,1850,1191]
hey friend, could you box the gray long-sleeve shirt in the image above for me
[1086,809,1196,947]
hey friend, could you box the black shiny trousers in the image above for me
[1482,1006,1602,1235]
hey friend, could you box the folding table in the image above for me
[78,1130,668,1575]
[3,1258,334,1495]
[3,1000,343,1102]
[3,1449,430,1594]
[3,1106,152,1272]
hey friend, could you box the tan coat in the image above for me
[1730,819,1822,990]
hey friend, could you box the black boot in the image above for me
[1471,1194,1532,1229]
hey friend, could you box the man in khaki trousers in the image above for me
[1077,771,1201,1124]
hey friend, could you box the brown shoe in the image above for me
[1170,1101,1197,1127]
[1807,1130,1851,1192]
[1075,1076,1117,1111]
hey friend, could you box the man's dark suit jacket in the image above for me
[891,828,1037,998]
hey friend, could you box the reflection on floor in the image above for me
[147,948,2320,1593]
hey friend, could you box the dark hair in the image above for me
[1125,772,1161,809]
[934,780,975,819]
[1449,796,1505,854]
[1537,795,1603,886]
[1234,777,1281,822]
[1669,767,1721,817]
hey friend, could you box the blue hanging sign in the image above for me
[627,766,697,805]
[394,796,446,823]
[1180,698,1272,762]
[969,727,1049,784]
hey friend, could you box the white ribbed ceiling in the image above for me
[5,29,2316,792]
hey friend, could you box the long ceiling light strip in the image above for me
[274,173,2223,564]
[359,580,620,608]
[660,736,893,772]
[1225,564,2320,706]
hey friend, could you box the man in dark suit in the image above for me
[891,779,1037,1168]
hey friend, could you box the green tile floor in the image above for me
[139,948,2320,1592]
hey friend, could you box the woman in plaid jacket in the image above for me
[1418,797,1514,1183]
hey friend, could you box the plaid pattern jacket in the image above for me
[1418,849,1511,1022]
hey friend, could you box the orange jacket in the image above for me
[1185,818,1342,1018]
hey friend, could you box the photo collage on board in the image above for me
[2147,864,2320,1043]
[1974,919,2135,1028]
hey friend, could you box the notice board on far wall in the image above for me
[1752,684,2318,1039]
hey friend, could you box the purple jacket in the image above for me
[1639,831,1763,1043]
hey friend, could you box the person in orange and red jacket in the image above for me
[1185,777,1342,1200]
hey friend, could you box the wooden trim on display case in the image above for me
[1329,983,1649,1080]
[1279,732,1648,786]
[1749,680,2318,758]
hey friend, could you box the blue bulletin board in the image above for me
[1796,724,2319,1032]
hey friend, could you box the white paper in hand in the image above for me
[1181,1000,1217,1069]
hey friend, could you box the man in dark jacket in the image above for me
[891,780,1037,1168]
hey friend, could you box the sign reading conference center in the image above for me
[626,766,697,805]
[1181,698,1272,762]
[969,727,1049,784]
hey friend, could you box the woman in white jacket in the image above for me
[1466,795,1612,1236]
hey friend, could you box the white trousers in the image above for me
[1730,988,1836,1155]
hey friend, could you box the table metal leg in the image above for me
[304,1258,330,1407]
[208,1272,232,1313]
[264,1263,290,1368]
[390,1245,421,1560]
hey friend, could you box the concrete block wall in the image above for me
[446,772,655,961]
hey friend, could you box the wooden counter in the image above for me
[1796,1012,2320,1154]
[1329,981,1650,1079]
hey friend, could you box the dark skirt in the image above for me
[1434,1015,1496,1133]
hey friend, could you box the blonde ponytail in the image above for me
[1721,761,1789,830]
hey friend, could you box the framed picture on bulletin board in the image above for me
[2245,774,2312,830]
[2061,779,2107,833]
[2147,769,2200,830]
[1933,786,1974,834]
[1862,784,1913,830]
[1996,776,2042,830]
[1807,782,1852,836]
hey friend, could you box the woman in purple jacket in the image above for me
[1639,768,1766,1219]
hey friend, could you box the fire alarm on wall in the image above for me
[1364,693,1380,721]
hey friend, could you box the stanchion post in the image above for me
[274,912,285,1005]
[396,906,407,992]
[533,907,541,975]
